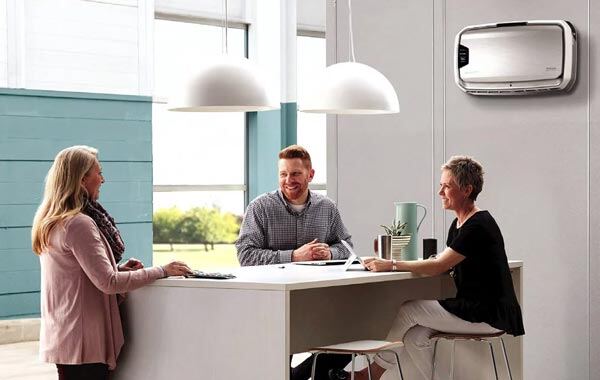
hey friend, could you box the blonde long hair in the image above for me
[31,146,99,254]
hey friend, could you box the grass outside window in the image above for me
[153,244,240,271]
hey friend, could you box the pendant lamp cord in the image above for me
[222,0,229,54]
[347,0,356,62]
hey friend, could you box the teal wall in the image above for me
[246,102,297,203]
[0,88,153,319]
[0,92,295,319]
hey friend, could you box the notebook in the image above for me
[293,259,347,266]
[292,240,363,269]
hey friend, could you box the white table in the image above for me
[114,261,523,380]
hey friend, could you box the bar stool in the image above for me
[430,331,513,380]
[309,340,404,380]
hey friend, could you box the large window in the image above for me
[152,18,246,269]
[296,33,327,191]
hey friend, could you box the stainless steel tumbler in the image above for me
[374,235,393,260]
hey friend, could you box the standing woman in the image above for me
[329,156,524,380]
[32,146,191,380]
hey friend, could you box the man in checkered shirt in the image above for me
[236,145,353,266]
[235,145,353,380]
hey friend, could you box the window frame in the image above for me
[152,14,249,207]
[296,29,327,192]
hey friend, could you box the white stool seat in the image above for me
[431,331,505,341]
[310,340,403,354]
[309,340,404,379]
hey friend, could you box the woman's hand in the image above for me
[118,258,144,271]
[162,261,193,277]
[363,257,393,272]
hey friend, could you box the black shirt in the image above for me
[438,211,525,336]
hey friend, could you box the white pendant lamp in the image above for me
[169,55,277,112]
[300,0,399,115]
[168,1,277,112]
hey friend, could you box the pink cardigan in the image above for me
[39,213,163,370]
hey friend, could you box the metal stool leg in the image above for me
[430,339,439,380]
[450,340,456,380]
[309,343,405,380]
[391,351,404,380]
[428,334,510,380]
[311,352,321,380]
[500,338,514,380]
[489,342,499,380]
[365,354,372,380]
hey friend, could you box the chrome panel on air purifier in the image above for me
[454,20,577,95]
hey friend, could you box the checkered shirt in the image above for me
[235,190,353,266]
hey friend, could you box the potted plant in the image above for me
[380,220,412,261]
[380,220,407,236]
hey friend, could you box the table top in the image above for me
[149,260,523,291]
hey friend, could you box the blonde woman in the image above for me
[32,146,191,380]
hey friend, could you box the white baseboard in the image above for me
[0,318,40,345]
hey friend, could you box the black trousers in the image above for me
[56,363,110,380]
[291,353,352,380]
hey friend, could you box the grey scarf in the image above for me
[82,198,125,263]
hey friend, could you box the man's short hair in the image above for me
[278,145,312,169]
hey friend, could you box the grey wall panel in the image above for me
[590,2,599,380]
[331,0,595,378]
[334,0,435,256]
[445,2,590,379]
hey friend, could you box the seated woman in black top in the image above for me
[329,156,524,380]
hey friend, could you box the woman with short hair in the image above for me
[329,155,524,380]
[32,145,191,380]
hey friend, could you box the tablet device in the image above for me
[340,240,366,271]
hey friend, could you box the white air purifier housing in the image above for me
[454,20,577,95]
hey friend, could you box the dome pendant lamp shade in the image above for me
[299,0,399,115]
[168,56,278,112]
[300,61,399,114]
[168,0,277,112]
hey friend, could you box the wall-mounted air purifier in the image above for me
[454,20,577,95]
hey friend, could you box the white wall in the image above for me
[0,0,150,95]
[246,0,282,103]
[328,0,598,379]
[0,0,321,98]
[0,0,7,87]
[0,0,255,96]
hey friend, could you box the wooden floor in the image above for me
[0,342,402,380]
[0,342,314,380]
[0,341,54,380]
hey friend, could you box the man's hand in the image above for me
[292,239,332,261]
[118,258,144,271]
[311,244,331,261]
